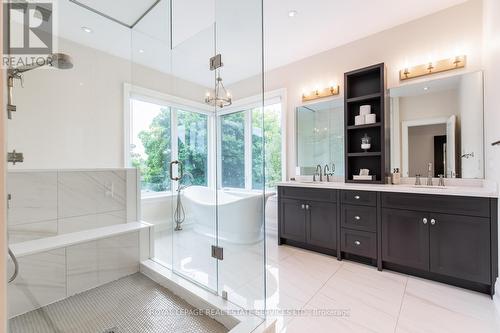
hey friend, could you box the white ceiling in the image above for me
[69,0,159,27]
[53,0,468,88]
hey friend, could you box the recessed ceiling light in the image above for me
[288,10,298,17]
[138,49,145,54]
[423,86,429,91]
[81,26,93,33]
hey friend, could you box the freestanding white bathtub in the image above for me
[182,186,273,244]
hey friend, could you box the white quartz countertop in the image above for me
[276,181,498,198]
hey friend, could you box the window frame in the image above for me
[124,83,214,197]
[124,84,287,194]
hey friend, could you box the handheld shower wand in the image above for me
[174,172,194,231]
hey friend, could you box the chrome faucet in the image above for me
[438,174,445,187]
[313,164,323,182]
[427,163,433,186]
[324,164,330,182]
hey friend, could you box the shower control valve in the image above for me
[7,150,24,165]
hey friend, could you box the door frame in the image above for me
[401,117,448,177]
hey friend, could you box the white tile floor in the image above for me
[153,217,500,333]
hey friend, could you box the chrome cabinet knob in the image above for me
[301,204,305,209]
[354,195,360,200]
[430,219,436,225]
[423,218,428,224]
[354,216,361,221]
[354,240,361,246]
[306,204,310,210]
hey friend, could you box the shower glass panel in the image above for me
[130,0,265,321]
[215,0,266,314]
[168,23,219,292]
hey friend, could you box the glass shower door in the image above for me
[215,0,266,315]
[169,20,219,292]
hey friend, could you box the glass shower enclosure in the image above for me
[6,0,265,331]
[130,0,267,317]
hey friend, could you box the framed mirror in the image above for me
[389,71,484,179]
[296,99,344,176]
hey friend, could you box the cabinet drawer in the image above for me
[381,192,490,217]
[341,229,377,259]
[341,205,377,232]
[341,190,376,206]
[280,186,336,202]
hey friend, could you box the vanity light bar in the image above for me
[302,85,340,102]
[400,55,466,81]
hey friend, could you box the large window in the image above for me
[129,97,208,194]
[219,103,282,190]
[128,88,284,193]
[130,99,172,192]
[220,112,246,188]
[252,104,282,189]
[177,109,208,186]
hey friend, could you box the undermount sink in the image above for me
[297,181,332,185]
[411,185,448,189]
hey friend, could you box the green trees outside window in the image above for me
[220,112,245,188]
[131,105,172,192]
[130,97,282,192]
[177,109,208,186]
[252,104,282,189]
[130,99,208,193]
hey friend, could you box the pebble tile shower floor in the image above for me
[9,273,228,333]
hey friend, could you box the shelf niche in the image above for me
[344,63,389,184]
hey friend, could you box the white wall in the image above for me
[459,72,484,178]
[7,37,208,170]
[399,90,458,122]
[228,0,484,178]
[483,0,500,298]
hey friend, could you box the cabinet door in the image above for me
[382,209,429,271]
[306,201,337,249]
[280,198,306,242]
[430,213,491,284]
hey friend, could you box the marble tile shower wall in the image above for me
[8,231,140,318]
[7,169,139,244]
[7,169,140,318]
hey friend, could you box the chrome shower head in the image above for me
[48,53,74,70]
[9,52,73,75]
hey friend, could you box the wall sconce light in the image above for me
[400,55,466,81]
[302,84,340,102]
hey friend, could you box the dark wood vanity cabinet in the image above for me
[280,198,307,243]
[381,192,497,294]
[278,186,498,295]
[307,201,337,249]
[278,188,337,252]
[429,213,491,284]
[381,209,430,271]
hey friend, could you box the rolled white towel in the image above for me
[365,113,376,124]
[359,105,371,116]
[355,115,366,126]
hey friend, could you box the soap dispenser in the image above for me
[392,168,401,185]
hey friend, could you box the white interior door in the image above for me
[446,115,457,178]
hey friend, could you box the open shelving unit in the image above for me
[344,63,389,184]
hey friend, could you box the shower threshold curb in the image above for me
[140,260,275,333]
